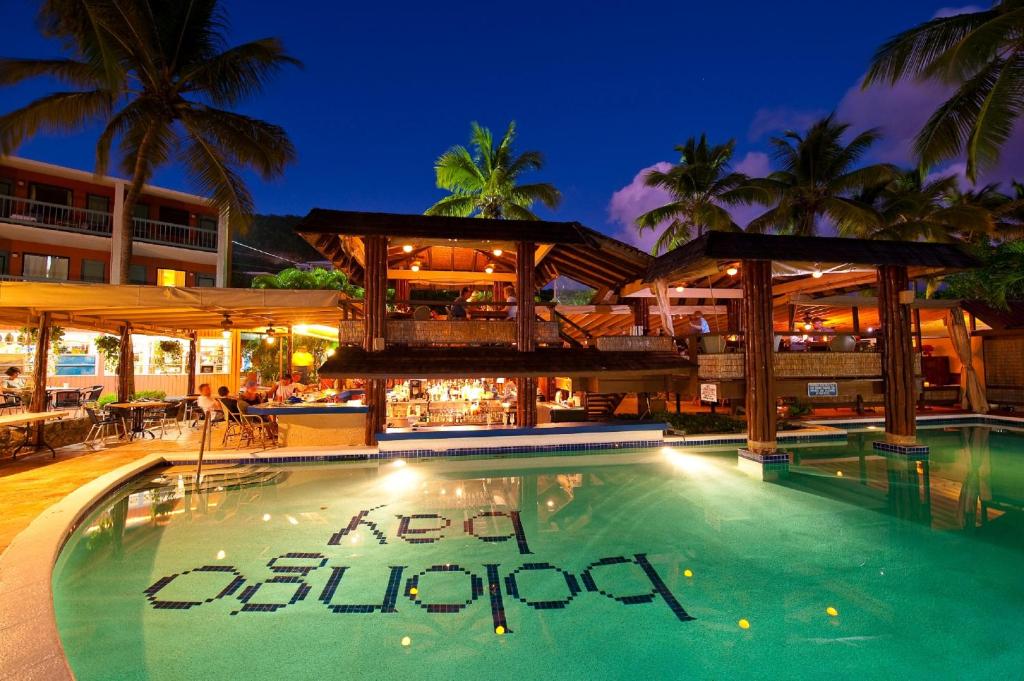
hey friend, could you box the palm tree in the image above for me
[863,2,1024,182]
[747,115,897,236]
[0,0,299,283]
[946,180,1024,241]
[251,267,363,297]
[634,135,756,254]
[841,170,992,242]
[426,121,561,220]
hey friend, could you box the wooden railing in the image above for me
[698,352,920,380]
[337,319,561,346]
[593,336,677,352]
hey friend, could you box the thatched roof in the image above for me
[648,231,982,282]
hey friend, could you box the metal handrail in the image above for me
[0,194,112,235]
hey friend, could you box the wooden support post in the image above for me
[741,260,776,454]
[186,331,197,395]
[632,298,651,335]
[116,323,135,403]
[29,312,52,420]
[877,264,916,444]
[726,299,742,334]
[363,235,389,445]
[516,241,537,427]
[913,307,923,353]
[851,306,860,335]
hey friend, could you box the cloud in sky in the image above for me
[748,106,827,141]
[607,162,671,252]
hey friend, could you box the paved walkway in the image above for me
[0,429,210,554]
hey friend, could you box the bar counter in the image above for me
[248,403,368,447]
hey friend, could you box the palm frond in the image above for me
[179,124,255,233]
[424,194,477,217]
[180,37,301,106]
[0,58,101,88]
[0,90,110,153]
[179,106,295,179]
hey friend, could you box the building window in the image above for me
[0,179,11,198]
[132,203,149,220]
[159,206,190,225]
[86,194,111,213]
[29,183,72,206]
[81,259,106,283]
[0,251,8,275]
[22,254,69,281]
[129,264,147,284]
[195,273,216,287]
[157,268,186,287]
[198,216,218,231]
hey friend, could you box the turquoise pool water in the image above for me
[53,426,1024,680]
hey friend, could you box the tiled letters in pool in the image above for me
[142,503,694,630]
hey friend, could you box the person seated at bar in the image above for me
[273,374,300,402]
[688,310,710,335]
[290,371,310,393]
[809,317,833,351]
[450,286,473,320]
[239,382,266,406]
[505,285,518,320]
[789,334,809,352]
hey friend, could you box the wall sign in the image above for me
[807,382,838,397]
[699,383,718,404]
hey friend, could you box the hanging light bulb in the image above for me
[402,244,414,253]
[484,263,495,274]
[675,285,685,294]
[726,266,738,276]
[812,265,823,278]
[492,248,503,257]
[803,320,813,331]
[220,314,233,338]
[265,326,276,344]
[265,335,276,345]
[410,261,421,272]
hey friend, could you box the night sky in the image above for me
[5,1,1011,250]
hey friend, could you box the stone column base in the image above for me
[871,441,929,459]
[737,448,790,480]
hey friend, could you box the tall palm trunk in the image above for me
[115,126,158,284]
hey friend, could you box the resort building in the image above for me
[0,156,229,286]
[0,156,232,397]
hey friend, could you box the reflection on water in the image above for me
[53,426,1024,681]
[787,426,1024,533]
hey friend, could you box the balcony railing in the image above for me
[698,352,921,380]
[0,194,112,236]
[0,194,217,252]
[132,217,217,251]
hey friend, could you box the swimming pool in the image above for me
[52,425,1024,680]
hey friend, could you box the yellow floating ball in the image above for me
[738,619,750,630]
[495,626,506,635]
[401,636,411,647]
[409,587,418,596]
[683,569,693,578]
[826,606,838,617]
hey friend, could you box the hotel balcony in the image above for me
[0,194,218,252]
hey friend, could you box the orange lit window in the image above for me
[157,269,186,287]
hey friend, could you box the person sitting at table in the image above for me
[196,383,224,421]
[3,367,25,391]
[217,386,240,414]
[789,334,808,352]
[504,285,518,320]
[273,374,300,402]
[450,287,473,320]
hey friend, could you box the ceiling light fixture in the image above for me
[220,314,233,338]
[726,266,738,276]
[675,285,685,293]
[402,244,414,253]
[410,261,421,272]
[812,264,823,279]
[492,248,503,257]
[484,263,495,274]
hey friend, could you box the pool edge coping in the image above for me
[0,453,167,681]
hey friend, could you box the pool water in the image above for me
[53,426,1024,680]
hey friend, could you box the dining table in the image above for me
[106,401,170,440]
